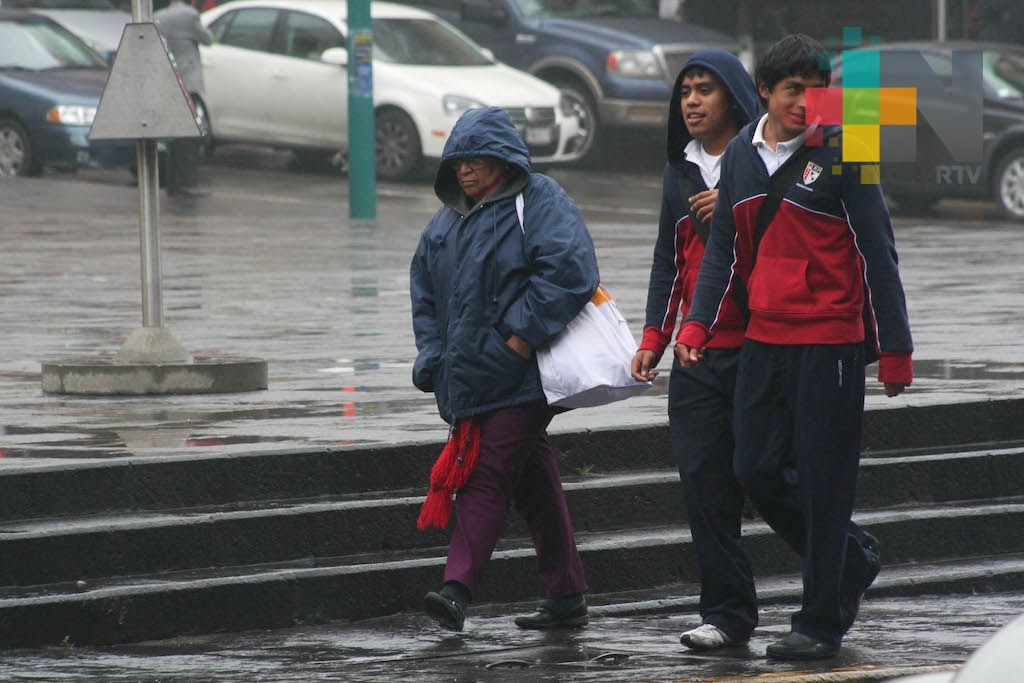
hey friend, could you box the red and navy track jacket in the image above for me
[639,48,761,360]
[639,162,748,358]
[677,123,914,385]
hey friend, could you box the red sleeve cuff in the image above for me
[639,327,670,359]
[878,352,913,385]
[677,322,711,350]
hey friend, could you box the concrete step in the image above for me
[2,397,1022,522]
[1,500,1023,647]
[3,446,1023,587]
[2,446,1015,589]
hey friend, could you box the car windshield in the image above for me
[3,0,116,8]
[985,49,1024,100]
[373,17,491,66]
[0,17,107,69]
[512,0,657,19]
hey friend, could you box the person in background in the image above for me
[676,33,912,660]
[632,49,763,651]
[975,0,1024,43]
[155,0,212,198]
[410,106,599,633]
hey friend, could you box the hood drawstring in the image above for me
[490,203,500,305]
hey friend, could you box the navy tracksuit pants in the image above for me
[669,348,758,641]
[733,340,876,646]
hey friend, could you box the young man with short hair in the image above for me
[677,33,913,660]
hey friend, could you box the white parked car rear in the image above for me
[198,0,585,181]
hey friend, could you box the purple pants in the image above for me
[443,402,588,600]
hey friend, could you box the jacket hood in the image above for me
[666,48,760,166]
[434,106,532,213]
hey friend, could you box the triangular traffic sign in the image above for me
[89,22,202,140]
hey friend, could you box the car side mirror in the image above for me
[321,47,348,67]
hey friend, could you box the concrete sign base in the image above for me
[40,357,268,395]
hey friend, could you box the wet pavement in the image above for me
[0,590,1019,682]
[0,146,1023,464]
[1,146,1024,680]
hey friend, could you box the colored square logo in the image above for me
[843,88,880,125]
[879,88,916,125]
[807,87,843,125]
[842,49,880,88]
[844,125,880,162]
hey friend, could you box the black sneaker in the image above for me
[424,591,465,631]
[841,533,881,632]
[766,631,840,660]
[514,595,588,630]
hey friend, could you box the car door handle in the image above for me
[271,72,287,80]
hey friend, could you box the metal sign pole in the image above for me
[131,0,163,327]
[44,0,268,394]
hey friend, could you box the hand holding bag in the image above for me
[515,193,652,409]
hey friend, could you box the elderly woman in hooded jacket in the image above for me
[410,106,600,632]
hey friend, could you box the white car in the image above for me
[198,0,585,181]
[0,0,131,60]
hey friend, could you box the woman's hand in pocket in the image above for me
[506,334,533,360]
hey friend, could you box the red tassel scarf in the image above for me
[417,418,482,530]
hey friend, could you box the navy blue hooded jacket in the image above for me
[410,107,600,424]
[639,49,760,358]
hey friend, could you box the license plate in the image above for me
[525,127,553,145]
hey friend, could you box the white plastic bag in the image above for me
[512,193,651,409]
[536,285,652,409]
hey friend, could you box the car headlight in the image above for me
[606,50,663,79]
[443,95,486,117]
[46,105,97,126]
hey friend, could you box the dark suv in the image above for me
[403,0,745,163]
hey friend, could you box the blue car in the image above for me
[0,8,133,176]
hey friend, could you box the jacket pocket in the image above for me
[451,327,532,408]
[748,256,817,314]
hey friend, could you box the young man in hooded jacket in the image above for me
[677,34,913,660]
[410,106,599,632]
[632,48,764,651]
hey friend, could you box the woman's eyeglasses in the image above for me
[448,157,488,172]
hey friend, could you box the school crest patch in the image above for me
[803,161,823,184]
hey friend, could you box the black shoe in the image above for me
[766,632,840,660]
[424,591,465,631]
[841,534,881,631]
[514,595,588,630]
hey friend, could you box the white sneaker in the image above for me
[680,623,734,650]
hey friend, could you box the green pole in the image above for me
[348,0,376,220]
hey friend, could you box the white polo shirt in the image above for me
[751,113,811,177]
[683,138,724,189]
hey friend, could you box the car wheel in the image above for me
[0,117,40,177]
[375,108,422,182]
[993,148,1024,221]
[551,79,597,164]
[891,192,939,215]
